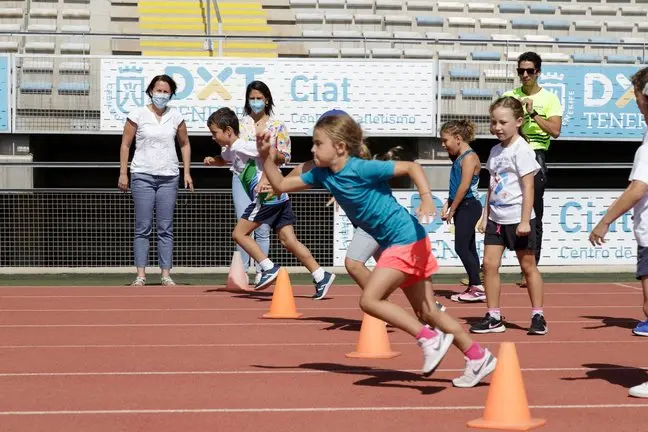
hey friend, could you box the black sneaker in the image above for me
[528,313,548,335]
[470,313,505,334]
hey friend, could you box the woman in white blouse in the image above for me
[118,74,193,286]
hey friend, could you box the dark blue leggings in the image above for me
[452,198,483,286]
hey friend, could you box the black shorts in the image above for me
[484,219,537,252]
[636,246,648,280]
[241,200,296,230]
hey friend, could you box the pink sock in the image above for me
[464,342,485,360]
[532,308,544,317]
[416,325,438,340]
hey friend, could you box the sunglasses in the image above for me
[517,68,537,76]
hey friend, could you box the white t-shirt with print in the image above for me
[486,136,541,225]
[629,130,648,247]
[221,136,260,176]
[127,106,185,176]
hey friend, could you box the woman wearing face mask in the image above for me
[119,74,193,286]
[206,80,290,286]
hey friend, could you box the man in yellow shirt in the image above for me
[504,52,563,286]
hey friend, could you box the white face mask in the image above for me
[151,92,170,109]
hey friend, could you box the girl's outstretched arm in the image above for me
[258,132,312,193]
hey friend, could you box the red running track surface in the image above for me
[0,282,647,431]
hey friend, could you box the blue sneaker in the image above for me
[255,265,281,291]
[313,272,335,300]
[633,319,648,336]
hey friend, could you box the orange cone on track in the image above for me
[262,268,303,319]
[346,313,401,359]
[467,342,546,431]
[226,251,252,292]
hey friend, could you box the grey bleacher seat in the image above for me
[355,14,383,24]
[574,20,603,31]
[606,54,638,64]
[499,2,526,13]
[371,47,402,57]
[407,1,434,11]
[572,53,602,63]
[484,69,515,81]
[318,0,346,8]
[58,61,90,74]
[524,34,555,46]
[325,12,353,23]
[472,50,501,61]
[438,49,468,59]
[591,5,618,15]
[459,32,489,44]
[469,2,495,12]
[308,47,339,57]
[384,15,413,25]
[403,48,434,58]
[607,22,634,31]
[441,88,457,98]
[61,8,90,18]
[346,0,374,8]
[426,32,454,43]
[393,30,423,40]
[363,30,393,38]
[20,82,53,93]
[415,16,444,27]
[295,12,323,23]
[58,82,90,94]
[542,52,570,62]
[27,23,56,31]
[60,42,90,54]
[449,67,480,80]
[60,24,90,32]
[621,6,647,16]
[21,59,54,73]
[480,18,508,28]
[376,0,404,10]
[340,47,366,57]
[0,41,19,52]
[438,1,464,12]
[24,42,56,53]
[302,29,331,37]
[491,33,522,44]
[589,36,618,44]
[29,7,57,17]
[461,88,493,99]
[289,0,316,7]
[511,19,540,29]
[542,19,570,30]
[448,16,476,28]
[529,3,556,14]
[556,35,588,46]
[0,8,24,18]
[561,4,588,14]
[638,22,648,31]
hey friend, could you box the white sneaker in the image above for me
[418,330,454,377]
[452,349,497,388]
[629,381,648,398]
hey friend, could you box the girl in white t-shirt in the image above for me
[470,96,547,336]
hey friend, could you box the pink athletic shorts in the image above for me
[375,236,439,289]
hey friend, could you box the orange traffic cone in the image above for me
[226,251,252,292]
[467,342,546,431]
[262,268,303,319]
[346,313,401,359]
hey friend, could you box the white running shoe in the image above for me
[451,285,486,303]
[452,349,497,388]
[418,330,454,377]
[629,381,648,398]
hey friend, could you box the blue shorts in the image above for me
[241,200,296,230]
[637,246,648,280]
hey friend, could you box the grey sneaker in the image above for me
[418,330,454,377]
[161,276,176,286]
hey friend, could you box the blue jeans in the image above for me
[131,173,179,270]
[232,174,270,273]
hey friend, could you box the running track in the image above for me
[0,282,647,431]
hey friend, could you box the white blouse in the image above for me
[127,106,185,176]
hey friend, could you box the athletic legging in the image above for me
[452,197,483,286]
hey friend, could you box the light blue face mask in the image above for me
[152,92,170,109]
[249,99,265,114]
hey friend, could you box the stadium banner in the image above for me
[99,57,437,136]
[333,190,636,267]
[0,55,10,133]
[540,65,645,140]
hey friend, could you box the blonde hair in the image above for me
[489,96,525,120]
[314,113,368,158]
[440,119,476,143]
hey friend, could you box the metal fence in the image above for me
[0,188,334,269]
